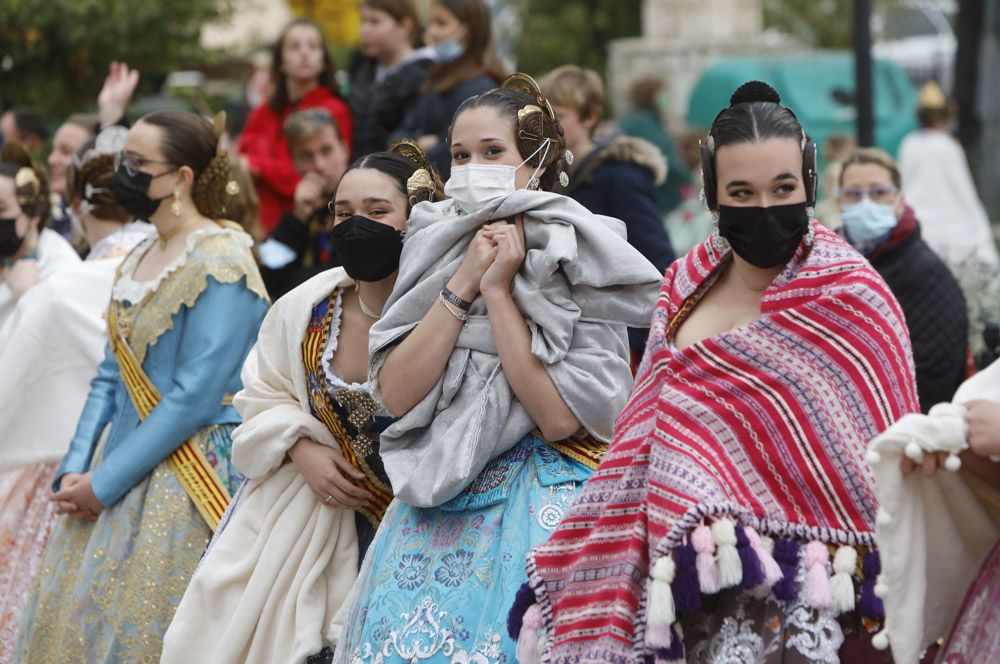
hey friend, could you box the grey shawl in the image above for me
[368,189,663,507]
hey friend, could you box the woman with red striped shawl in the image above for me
[510,81,919,663]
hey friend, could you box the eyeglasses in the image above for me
[114,150,174,177]
[838,186,899,205]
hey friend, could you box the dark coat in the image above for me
[260,206,340,301]
[866,208,968,412]
[348,53,435,160]
[562,135,676,356]
[389,73,496,179]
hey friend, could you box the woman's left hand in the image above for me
[965,399,1000,458]
[480,215,525,295]
[52,471,103,519]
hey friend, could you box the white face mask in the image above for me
[444,139,552,214]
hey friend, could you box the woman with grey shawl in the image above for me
[332,74,662,663]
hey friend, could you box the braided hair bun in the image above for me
[730,80,782,106]
[192,149,234,220]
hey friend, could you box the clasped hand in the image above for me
[453,216,526,299]
[51,472,103,520]
[901,399,1000,477]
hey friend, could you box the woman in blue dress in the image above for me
[334,74,663,663]
[15,111,269,663]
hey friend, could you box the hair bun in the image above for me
[730,81,781,107]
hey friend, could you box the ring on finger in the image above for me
[324,494,334,504]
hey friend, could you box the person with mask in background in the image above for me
[348,0,435,160]
[515,82,919,664]
[898,81,998,269]
[619,75,692,215]
[335,74,662,664]
[0,143,79,330]
[15,111,268,663]
[162,141,441,664]
[257,107,349,300]
[0,126,150,661]
[239,18,353,233]
[839,147,968,413]
[540,65,675,362]
[389,0,503,179]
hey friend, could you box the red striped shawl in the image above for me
[526,223,919,663]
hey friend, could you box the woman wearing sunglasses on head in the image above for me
[838,147,968,413]
[15,111,269,663]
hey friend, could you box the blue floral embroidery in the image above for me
[394,554,430,590]
[434,549,474,588]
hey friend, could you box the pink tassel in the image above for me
[517,604,543,664]
[692,525,720,594]
[804,541,831,609]
[745,528,783,587]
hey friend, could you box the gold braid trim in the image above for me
[124,228,269,365]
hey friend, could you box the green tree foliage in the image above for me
[761,0,854,48]
[513,0,641,78]
[0,0,233,116]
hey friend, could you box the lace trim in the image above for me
[117,227,268,364]
[87,222,153,263]
[114,226,226,303]
[321,288,370,393]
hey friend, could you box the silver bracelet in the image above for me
[438,292,469,324]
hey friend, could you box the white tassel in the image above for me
[517,604,543,664]
[876,508,892,527]
[645,556,677,648]
[904,440,924,463]
[945,453,962,472]
[712,519,742,589]
[871,630,890,650]
[865,449,881,465]
[829,546,858,615]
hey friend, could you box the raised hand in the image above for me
[98,61,140,128]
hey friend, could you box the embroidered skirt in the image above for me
[335,434,592,663]
[0,460,59,663]
[14,425,241,664]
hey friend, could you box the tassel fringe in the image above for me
[645,556,677,648]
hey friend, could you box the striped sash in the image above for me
[106,301,232,529]
[301,291,393,527]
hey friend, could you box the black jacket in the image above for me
[867,214,968,412]
[389,73,496,179]
[348,53,435,160]
[260,206,340,301]
[562,135,676,355]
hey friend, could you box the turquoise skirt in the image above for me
[335,434,592,663]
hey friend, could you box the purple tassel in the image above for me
[736,525,766,589]
[654,624,685,662]
[771,538,800,602]
[508,582,536,639]
[671,543,702,613]
[859,551,884,619]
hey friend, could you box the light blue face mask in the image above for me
[841,200,898,255]
[433,39,464,63]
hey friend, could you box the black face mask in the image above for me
[328,215,403,282]
[111,166,172,220]
[0,217,24,257]
[717,202,810,268]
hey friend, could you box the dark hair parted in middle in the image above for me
[269,18,342,114]
[701,81,816,209]
[448,87,569,192]
[139,111,233,220]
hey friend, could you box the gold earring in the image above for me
[171,189,183,216]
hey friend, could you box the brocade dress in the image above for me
[14,226,268,664]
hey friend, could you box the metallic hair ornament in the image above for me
[389,138,438,203]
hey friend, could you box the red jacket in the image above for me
[238,87,353,232]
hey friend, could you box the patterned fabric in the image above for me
[302,290,393,534]
[14,426,241,664]
[334,435,592,664]
[0,461,58,664]
[937,540,1000,663]
[526,223,919,663]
